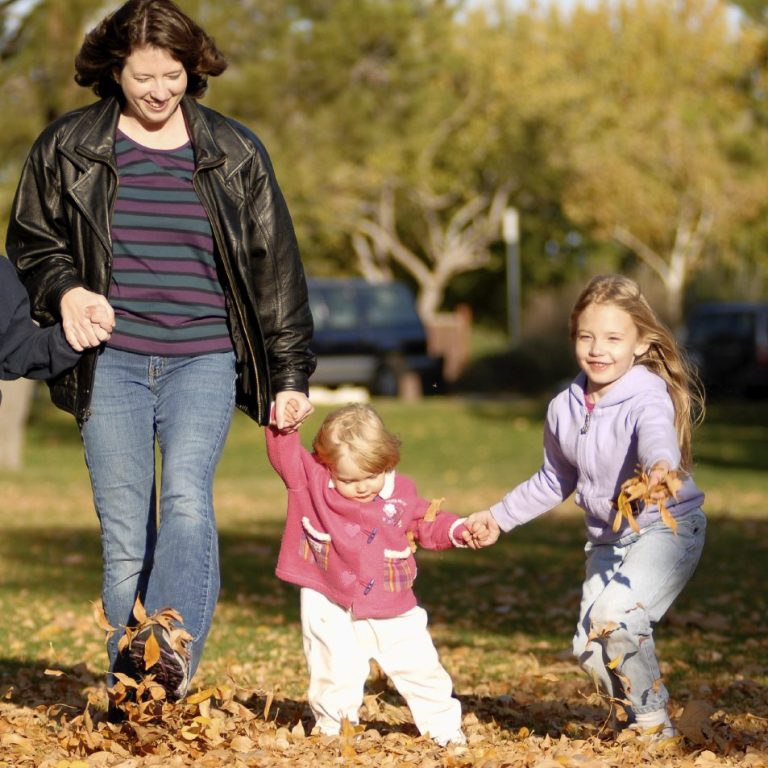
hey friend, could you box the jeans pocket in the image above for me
[676,509,707,553]
[383,547,416,592]
[300,517,331,571]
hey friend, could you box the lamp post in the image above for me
[503,206,521,346]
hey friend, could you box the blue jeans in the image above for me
[572,509,706,716]
[81,348,236,681]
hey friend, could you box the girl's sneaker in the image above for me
[631,709,677,742]
[630,723,678,742]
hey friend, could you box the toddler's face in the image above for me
[330,450,386,503]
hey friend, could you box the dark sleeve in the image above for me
[0,258,80,381]
[246,138,316,394]
[5,125,86,324]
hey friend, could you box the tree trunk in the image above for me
[0,379,36,471]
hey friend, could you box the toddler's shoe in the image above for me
[433,729,467,747]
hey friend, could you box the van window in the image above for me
[310,285,358,331]
[365,285,421,328]
[688,311,754,346]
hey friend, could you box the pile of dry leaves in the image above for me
[1,652,767,768]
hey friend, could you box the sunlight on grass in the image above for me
[1,393,767,762]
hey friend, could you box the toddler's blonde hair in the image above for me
[569,274,704,469]
[313,404,401,474]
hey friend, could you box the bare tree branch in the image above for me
[612,225,670,281]
[355,217,433,285]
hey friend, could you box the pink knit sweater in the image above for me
[266,427,468,619]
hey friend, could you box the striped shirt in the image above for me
[107,131,232,356]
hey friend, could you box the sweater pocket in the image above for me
[300,517,331,571]
[383,546,416,592]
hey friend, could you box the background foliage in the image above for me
[1,0,767,331]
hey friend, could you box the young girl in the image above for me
[468,274,706,740]
[266,403,469,746]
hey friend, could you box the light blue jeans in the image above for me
[572,509,706,716]
[81,348,237,681]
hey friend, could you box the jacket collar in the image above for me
[58,95,231,171]
[180,95,227,170]
[58,98,121,169]
[379,471,396,499]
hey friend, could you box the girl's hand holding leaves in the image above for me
[613,464,684,534]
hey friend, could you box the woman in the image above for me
[6,0,315,710]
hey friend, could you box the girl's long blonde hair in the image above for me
[569,274,704,469]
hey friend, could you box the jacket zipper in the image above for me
[192,170,262,414]
[72,149,119,424]
[577,402,597,509]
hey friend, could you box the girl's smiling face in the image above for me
[574,302,649,402]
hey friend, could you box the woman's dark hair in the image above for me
[74,0,227,99]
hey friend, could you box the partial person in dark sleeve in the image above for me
[0,257,110,394]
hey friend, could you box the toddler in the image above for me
[267,402,470,746]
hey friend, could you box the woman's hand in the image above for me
[273,390,314,431]
[60,287,115,351]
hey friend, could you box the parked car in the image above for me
[683,301,768,398]
[306,278,443,396]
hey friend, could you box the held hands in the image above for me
[273,391,314,432]
[461,510,501,549]
[60,287,115,351]
[85,303,114,330]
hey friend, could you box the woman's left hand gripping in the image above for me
[273,391,314,431]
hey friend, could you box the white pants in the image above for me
[300,588,462,742]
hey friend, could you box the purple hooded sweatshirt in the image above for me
[490,365,705,544]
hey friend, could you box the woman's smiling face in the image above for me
[117,45,187,129]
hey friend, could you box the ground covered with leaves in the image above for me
[1,641,767,767]
[2,400,767,766]
[2,517,767,768]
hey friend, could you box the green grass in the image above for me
[1,392,767,724]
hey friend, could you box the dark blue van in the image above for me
[684,301,768,398]
[307,278,443,396]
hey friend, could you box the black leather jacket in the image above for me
[6,96,315,425]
